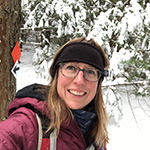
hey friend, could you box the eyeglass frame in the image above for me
[59,63,103,82]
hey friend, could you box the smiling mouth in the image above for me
[68,90,86,96]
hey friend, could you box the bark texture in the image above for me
[0,0,21,120]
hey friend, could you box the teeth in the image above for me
[69,90,85,96]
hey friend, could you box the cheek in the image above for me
[57,72,64,94]
[57,70,69,97]
[57,71,69,87]
[89,83,98,99]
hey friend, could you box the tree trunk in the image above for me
[0,0,21,121]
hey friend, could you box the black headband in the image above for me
[52,42,104,78]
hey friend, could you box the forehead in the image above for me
[66,62,96,68]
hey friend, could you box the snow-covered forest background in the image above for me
[18,0,150,149]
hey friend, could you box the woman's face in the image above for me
[57,62,98,110]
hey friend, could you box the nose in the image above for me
[73,70,85,85]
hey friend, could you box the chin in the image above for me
[69,105,83,110]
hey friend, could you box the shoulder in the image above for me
[16,83,50,101]
[7,83,50,117]
[0,107,38,149]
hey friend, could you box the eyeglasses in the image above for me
[59,63,103,82]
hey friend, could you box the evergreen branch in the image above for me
[104,0,131,8]
[102,81,144,87]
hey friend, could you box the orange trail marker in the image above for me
[11,41,21,63]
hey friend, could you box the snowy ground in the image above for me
[107,90,150,150]
[16,49,150,150]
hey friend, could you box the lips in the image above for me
[68,89,86,96]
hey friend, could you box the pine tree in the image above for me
[0,0,21,120]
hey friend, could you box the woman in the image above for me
[0,37,109,150]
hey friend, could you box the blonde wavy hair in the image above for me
[47,37,109,147]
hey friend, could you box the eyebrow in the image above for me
[67,62,96,69]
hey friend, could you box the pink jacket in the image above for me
[0,97,43,150]
[0,84,104,150]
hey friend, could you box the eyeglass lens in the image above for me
[60,63,102,82]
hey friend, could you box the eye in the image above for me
[66,65,76,70]
[64,64,78,73]
[86,69,97,76]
